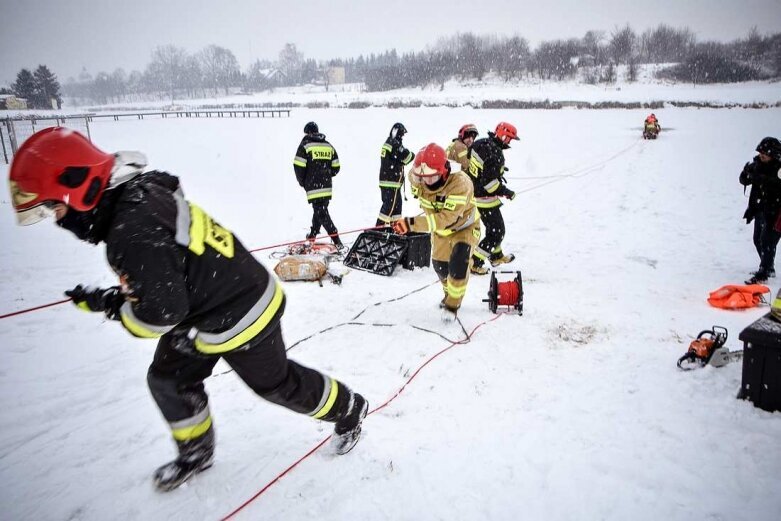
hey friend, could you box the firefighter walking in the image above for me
[393,143,481,318]
[468,122,519,275]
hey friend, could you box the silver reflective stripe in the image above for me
[294,155,307,164]
[120,301,176,335]
[452,208,477,232]
[484,179,501,192]
[195,277,278,345]
[307,188,331,198]
[310,374,333,416]
[471,150,484,167]
[169,406,210,430]
[173,188,192,248]
[476,196,499,203]
[304,143,334,153]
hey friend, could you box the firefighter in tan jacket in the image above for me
[393,143,481,318]
[446,123,479,172]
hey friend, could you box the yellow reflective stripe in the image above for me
[379,181,402,189]
[121,312,164,339]
[194,283,284,354]
[425,214,436,232]
[403,150,414,164]
[188,204,206,255]
[473,247,489,260]
[485,179,501,193]
[419,199,435,209]
[331,160,340,168]
[293,159,307,167]
[381,144,392,152]
[172,416,212,441]
[457,150,467,158]
[312,378,339,419]
[447,281,467,297]
[76,302,92,312]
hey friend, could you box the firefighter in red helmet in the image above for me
[9,127,367,491]
[447,123,479,173]
[467,122,518,274]
[393,143,481,319]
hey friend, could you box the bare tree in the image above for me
[199,45,239,95]
[609,24,637,65]
[146,45,187,103]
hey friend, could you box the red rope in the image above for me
[220,313,503,520]
[0,298,71,320]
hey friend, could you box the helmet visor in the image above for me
[411,163,443,185]
[10,181,56,225]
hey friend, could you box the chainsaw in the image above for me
[676,326,743,370]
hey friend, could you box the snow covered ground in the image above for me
[1,105,780,520]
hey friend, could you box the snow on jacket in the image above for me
[379,136,414,189]
[467,133,513,209]
[739,155,781,223]
[293,133,340,202]
[101,171,285,354]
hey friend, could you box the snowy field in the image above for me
[1,106,781,520]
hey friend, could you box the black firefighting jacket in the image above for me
[468,133,513,209]
[294,133,340,203]
[379,136,414,189]
[98,171,285,354]
[740,155,781,223]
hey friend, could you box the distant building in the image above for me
[327,66,346,85]
[259,68,285,83]
[0,95,28,110]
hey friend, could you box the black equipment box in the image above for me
[343,231,430,276]
[738,313,781,412]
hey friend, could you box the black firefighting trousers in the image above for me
[376,186,403,226]
[147,324,351,442]
[472,207,506,266]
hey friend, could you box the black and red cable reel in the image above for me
[484,270,523,315]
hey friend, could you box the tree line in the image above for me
[3,65,62,109]
[7,24,781,106]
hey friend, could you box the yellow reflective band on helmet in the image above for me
[172,415,212,441]
[194,283,284,354]
[312,378,339,419]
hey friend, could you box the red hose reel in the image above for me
[484,271,523,315]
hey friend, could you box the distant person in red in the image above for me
[643,114,661,139]
[8,127,367,492]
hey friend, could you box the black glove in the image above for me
[504,189,516,201]
[65,285,123,320]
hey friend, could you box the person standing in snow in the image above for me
[467,122,518,275]
[393,143,481,319]
[376,122,415,227]
[740,136,781,283]
[643,113,661,139]
[294,121,345,249]
[446,123,479,173]
[8,127,368,492]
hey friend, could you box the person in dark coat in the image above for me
[740,136,781,283]
[9,127,368,492]
[467,122,519,275]
[294,121,344,249]
[376,122,415,226]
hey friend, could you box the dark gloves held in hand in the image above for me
[65,284,123,320]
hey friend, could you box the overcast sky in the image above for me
[1,0,780,86]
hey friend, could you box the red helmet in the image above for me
[458,123,479,141]
[494,122,519,145]
[412,143,450,184]
[9,127,114,225]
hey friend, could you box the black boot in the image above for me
[153,428,215,492]
[332,392,368,455]
[746,269,771,284]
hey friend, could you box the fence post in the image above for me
[85,116,92,142]
[7,118,18,155]
[0,121,8,164]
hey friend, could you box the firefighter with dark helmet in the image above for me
[467,122,519,275]
[294,121,345,249]
[376,122,415,226]
[8,127,368,492]
[392,143,481,319]
[447,123,479,173]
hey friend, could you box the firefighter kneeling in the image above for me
[393,143,481,320]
